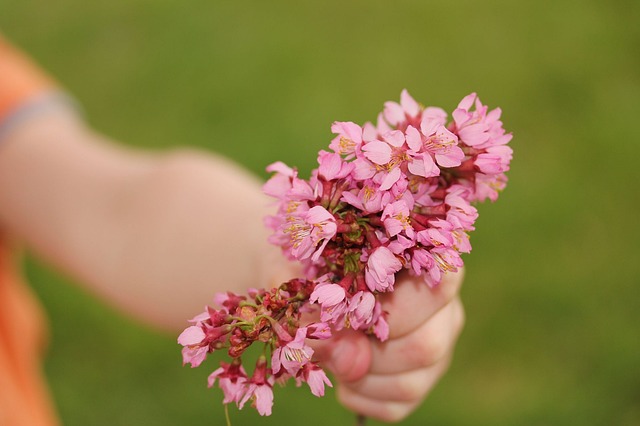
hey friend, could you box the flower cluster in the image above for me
[179,90,511,416]
[178,279,332,416]
[264,90,512,339]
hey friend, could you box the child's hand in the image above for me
[312,270,465,422]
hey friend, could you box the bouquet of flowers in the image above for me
[178,90,512,417]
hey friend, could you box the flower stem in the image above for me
[356,414,367,426]
[224,404,232,426]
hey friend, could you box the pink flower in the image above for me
[424,247,464,287]
[178,325,206,346]
[178,326,208,367]
[262,162,295,199]
[341,183,390,214]
[452,93,512,151]
[347,291,376,330]
[271,327,314,376]
[306,322,332,340]
[300,363,333,397]
[474,173,508,202]
[360,130,410,191]
[416,219,455,248]
[383,89,421,128]
[445,189,478,231]
[180,346,208,368]
[239,357,275,416]
[284,205,337,261]
[329,121,363,158]
[405,125,439,178]
[409,248,435,277]
[208,361,249,405]
[317,150,354,181]
[420,118,464,168]
[370,301,390,342]
[310,282,349,323]
[381,200,415,239]
[364,246,402,292]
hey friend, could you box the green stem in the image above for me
[224,404,232,426]
[356,414,366,426]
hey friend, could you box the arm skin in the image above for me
[0,106,292,330]
[0,104,465,422]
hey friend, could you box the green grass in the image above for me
[2,0,640,424]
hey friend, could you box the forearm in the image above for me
[0,106,288,331]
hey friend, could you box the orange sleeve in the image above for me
[0,36,61,425]
[0,238,60,426]
[0,36,57,122]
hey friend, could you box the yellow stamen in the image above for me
[339,136,356,154]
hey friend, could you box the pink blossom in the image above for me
[420,118,464,168]
[300,363,333,397]
[310,282,349,323]
[364,246,402,292]
[429,247,464,285]
[405,125,439,178]
[262,162,295,199]
[329,121,363,158]
[284,205,337,261]
[208,361,249,405]
[410,248,435,277]
[381,200,414,239]
[416,219,455,248]
[181,346,208,368]
[178,325,205,346]
[178,326,209,367]
[341,183,389,214]
[445,190,478,231]
[271,327,314,376]
[452,93,512,154]
[474,173,508,202]
[474,153,504,174]
[362,139,392,165]
[239,358,275,416]
[347,291,376,329]
[387,234,414,255]
[383,89,421,128]
[317,150,354,181]
[370,301,390,342]
[452,229,472,253]
[306,322,332,340]
[351,157,376,181]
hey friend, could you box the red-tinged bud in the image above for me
[228,330,252,358]
[270,320,293,344]
[456,158,476,172]
[252,356,270,385]
[355,273,367,292]
[207,306,229,326]
[364,230,382,248]
[320,180,334,206]
[205,324,231,342]
[238,306,257,322]
[418,203,447,217]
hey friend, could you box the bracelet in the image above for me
[0,92,81,143]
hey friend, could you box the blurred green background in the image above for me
[2,0,639,424]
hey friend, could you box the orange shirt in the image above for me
[0,36,60,426]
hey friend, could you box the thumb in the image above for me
[310,329,372,383]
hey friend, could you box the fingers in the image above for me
[370,296,465,375]
[335,297,465,422]
[341,355,452,403]
[309,329,372,383]
[380,269,464,340]
[336,354,451,423]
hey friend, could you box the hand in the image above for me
[312,269,465,422]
